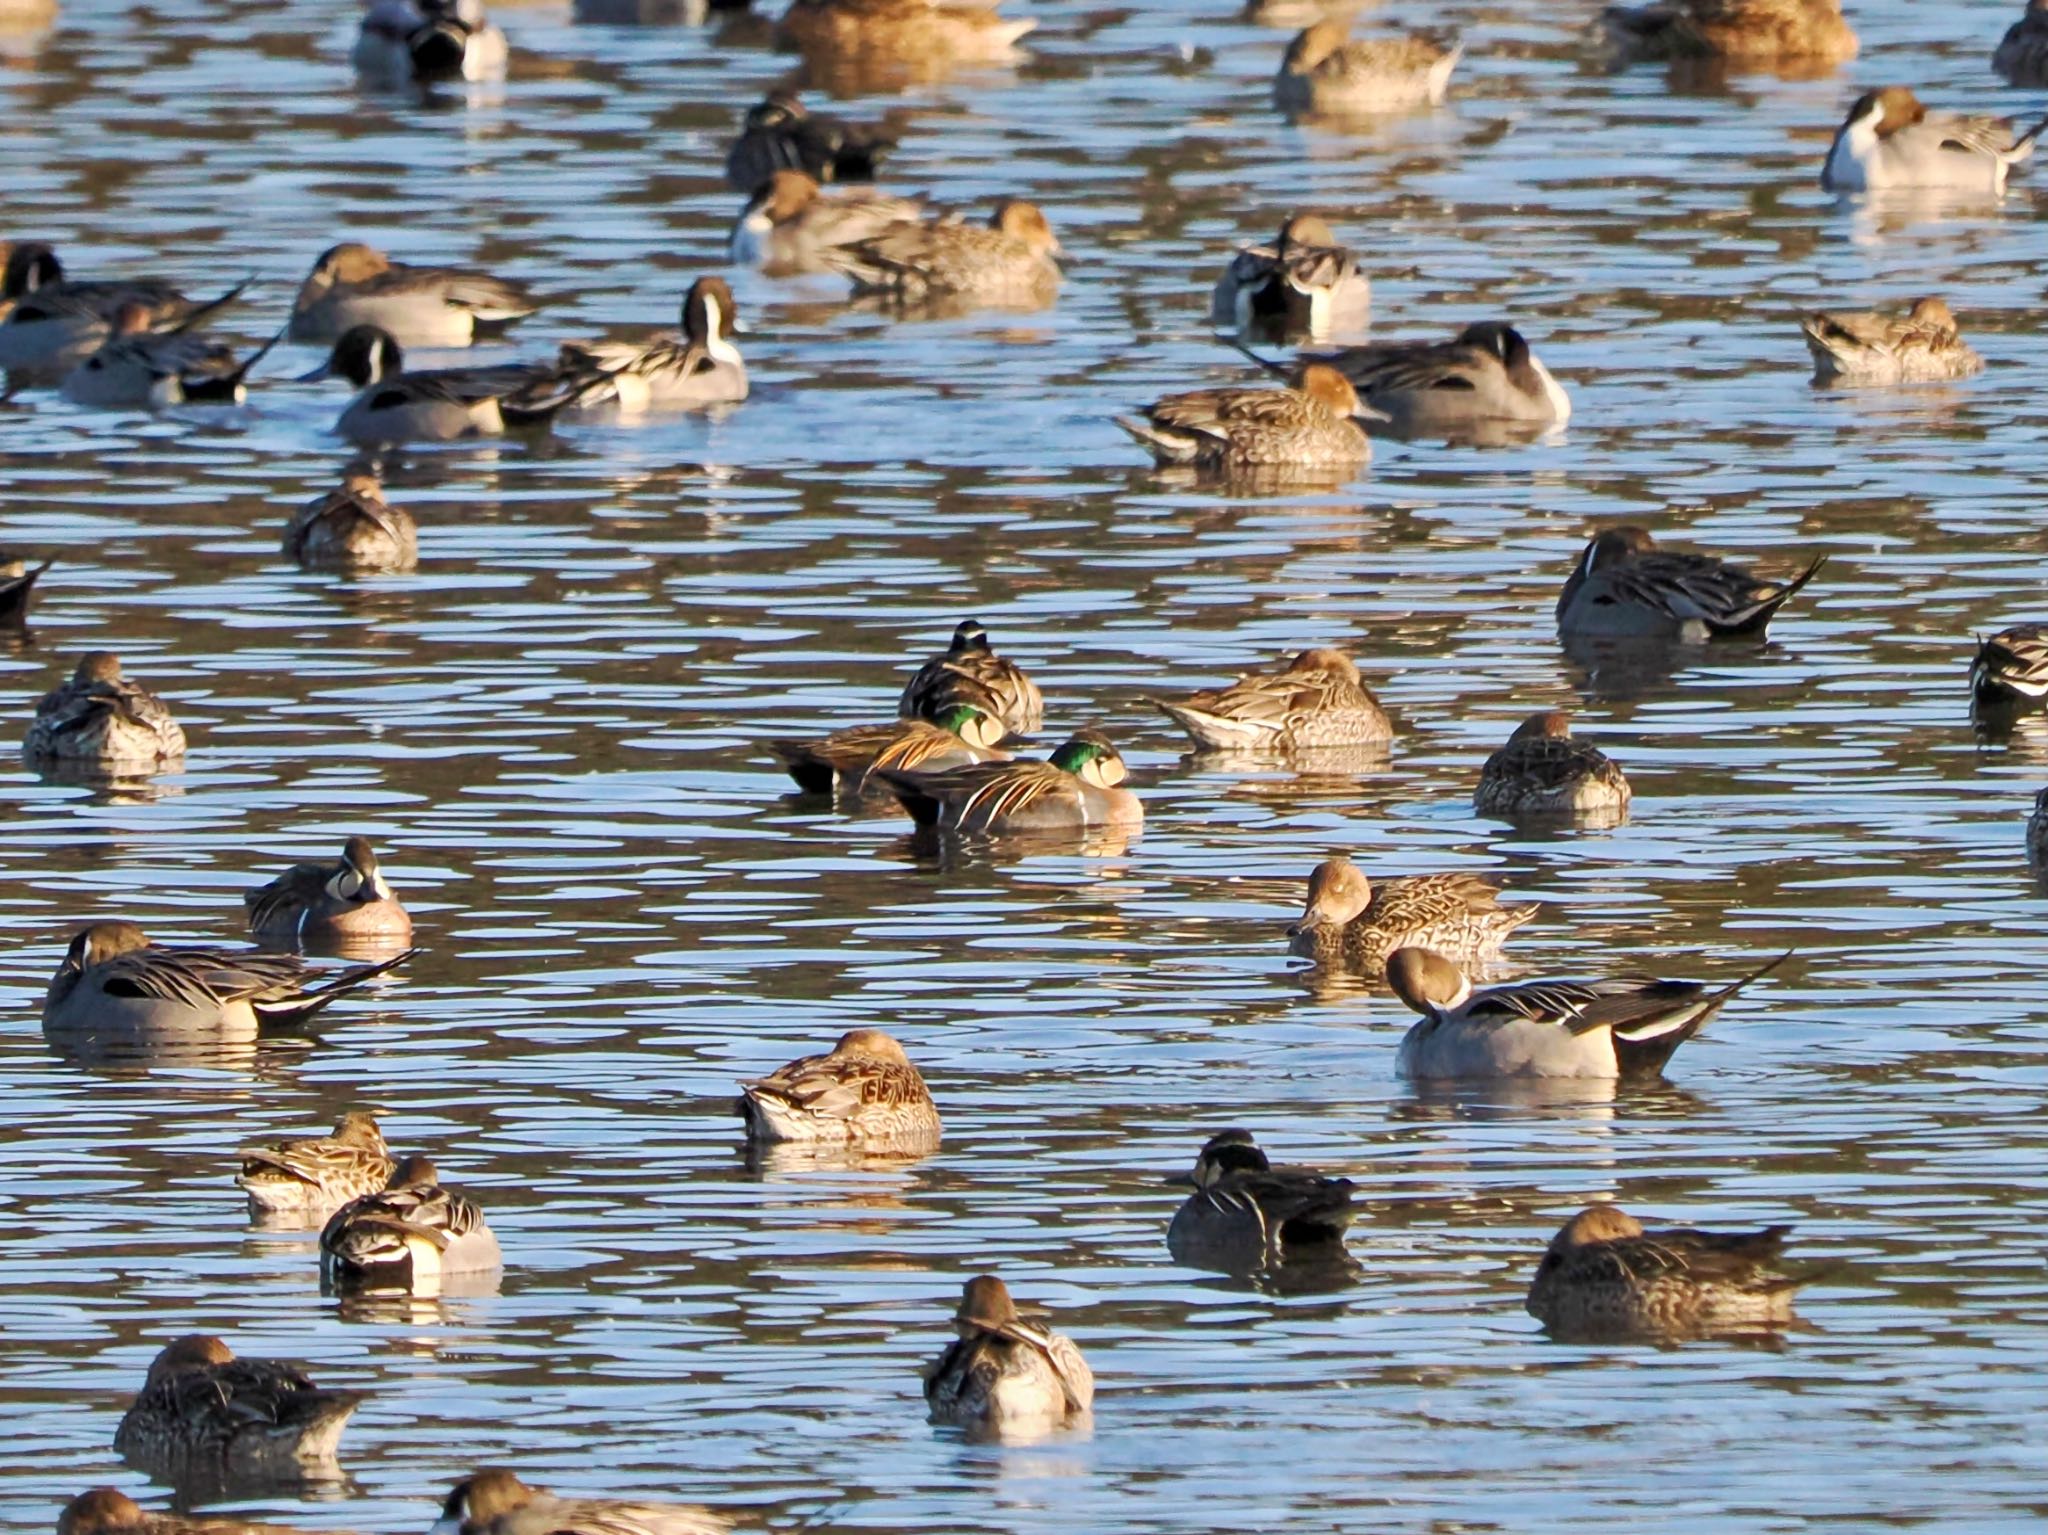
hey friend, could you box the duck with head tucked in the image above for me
[237,1111,395,1224]
[0,241,247,377]
[1154,647,1390,752]
[288,242,537,348]
[1802,296,1981,385]
[1311,321,1570,438]
[320,1155,500,1292]
[245,837,413,948]
[873,729,1141,835]
[113,1336,362,1475]
[1556,527,1823,642]
[737,1028,941,1149]
[825,199,1063,309]
[57,1489,319,1535]
[1473,711,1631,820]
[1600,0,1856,70]
[1118,364,1375,473]
[1274,21,1460,116]
[284,472,418,574]
[1211,213,1371,340]
[775,0,1036,66]
[726,90,896,194]
[1288,856,1535,976]
[1821,87,2048,194]
[1166,1129,1357,1271]
[1970,623,2048,716]
[353,0,508,84]
[60,302,277,409]
[898,619,1044,737]
[1995,0,2048,83]
[924,1275,1093,1432]
[23,653,185,774]
[768,701,1010,795]
[428,1469,731,1535]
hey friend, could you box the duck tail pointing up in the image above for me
[2015,110,2048,153]
[1703,948,1794,1010]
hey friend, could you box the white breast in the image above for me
[1397,1016,1619,1079]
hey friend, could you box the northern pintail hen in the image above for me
[429,1470,731,1535]
[1,551,51,625]
[729,170,925,275]
[516,278,747,414]
[924,1275,1093,1431]
[1600,0,1856,69]
[0,242,247,377]
[58,1489,317,1535]
[283,472,419,573]
[776,0,1036,64]
[114,1336,362,1472]
[737,1028,941,1148]
[1971,623,2048,712]
[1385,946,1787,1080]
[1526,1205,1831,1340]
[874,730,1142,835]
[289,243,537,348]
[1557,527,1823,642]
[899,619,1044,736]
[727,91,896,194]
[1211,213,1370,339]
[1288,856,1535,975]
[238,1111,395,1222]
[826,200,1063,309]
[1474,711,1632,819]
[1802,297,1982,385]
[354,0,508,83]
[1117,364,1373,472]
[1995,0,2048,85]
[246,836,413,946]
[59,303,276,409]
[768,701,1009,794]
[1313,321,1570,437]
[24,653,186,773]
[43,922,411,1037]
[302,326,564,445]
[1821,87,2048,194]
[1154,647,1390,751]
[1166,1129,1357,1270]
[320,1156,501,1290]
[1274,22,1460,116]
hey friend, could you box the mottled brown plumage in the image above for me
[114,1336,362,1471]
[1118,365,1371,470]
[1803,297,1981,385]
[1154,647,1391,750]
[1473,711,1632,819]
[737,1028,941,1147]
[1288,856,1536,974]
[897,620,1044,736]
[284,473,418,572]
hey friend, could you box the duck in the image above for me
[1153,647,1391,751]
[898,619,1044,737]
[59,303,275,408]
[1556,527,1824,642]
[736,1028,942,1148]
[1311,321,1570,437]
[23,653,186,773]
[1821,87,2048,194]
[353,0,508,84]
[1526,1205,1831,1339]
[923,1275,1093,1431]
[729,169,926,275]
[726,91,896,195]
[1971,623,2048,712]
[113,1336,361,1471]
[1117,364,1374,472]
[237,1111,395,1222]
[57,1489,315,1535]
[300,325,564,445]
[767,701,1010,794]
[775,0,1036,65]
[1995,0,2048,84]
[288,242,537,348]
[825,200,1063,309]
[0,551,51,625]
[1473,711,1632,819]
[1166,1129,1357,1270]
[1287,856,1536,975]
[1802,296,1982,385]
[1210,213,1371,339]
[43,922,411,1037]
[245,836,414,946]
[1273,22,1461,116]
[521,277,747,415]
[428,1469,731,1535]
[1385,946,1787,1080]
[320,1155,501,1290]
[1600,0,1856,68]
[872,729,1142,835]
[283,472,419,573]
[2030,787,2048,864]
[0,241,247,376]
[1244,0,1366,29]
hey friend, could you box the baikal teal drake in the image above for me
[923,1275,1093,1434]
[873,729,1141,835]
[736,1028,940,1149]
[768,701,1008,795]
[1153,647,1390,751]
[114,1336,361,1476]
[898,619,1044,736]
[1288,856,1535,976]
[1166,1129,1357,1272]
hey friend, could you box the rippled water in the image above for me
[5,0,2048,1528]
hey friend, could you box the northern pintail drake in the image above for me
[24,652,186,773]
[1274,22,1460,116]
[289,243,537,348]
[1154,647,1391,751]
[302,326,562,445]
[0,242,247,377]
[1166,1129,1357,1270]
[726,91,896,194]
[284,472,419,573]
[737,1028,941,1148]
[114,1336,361,1472]
[1385,946,1787,1080]
[1601,0,1855,68]
[59,302,274,409]
[245,836,413,946]
[1117,364,1373,472]
[354,0,508,83]
[1211,213,1370,339]
[729,169,925,275]
[923,1275,1093,1431]
[1526,1205,1830,1339]
[1557,527,1823,642]
[1821,87,2048,194]
[320,1155,501,1290]
[522,277,747,414]
[430,1470,731,1535]
[1288,856,1536,975]
[1971,623,2048,712]
[1995,0,2048,85]
[826,200,1063,309]
[43,922,411,1037]
[1802,297,1982,385]
[1474,711,1632,819]
[237,1111,395,1223]
[768,702,1009,794]
[1312,321,1569,437]
[874,729,1142,835]
[58,1489,315,1535]
[1,551,51,625]
[776,0,1036,64]
[898,619,1044,736]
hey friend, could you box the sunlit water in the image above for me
[4,0,2048,1528]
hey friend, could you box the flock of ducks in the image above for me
[7,0,2045,1527]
